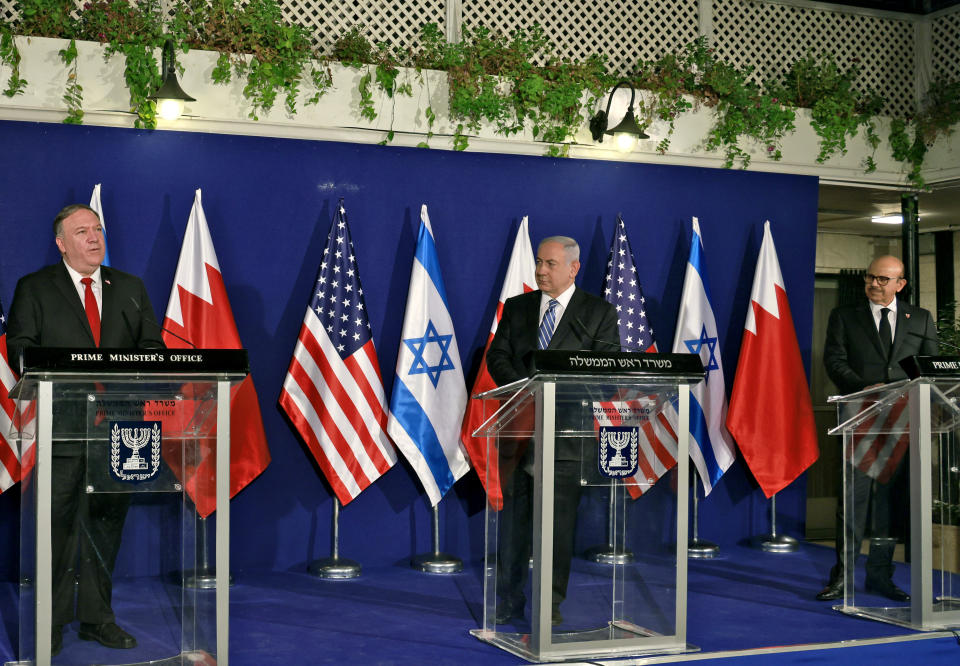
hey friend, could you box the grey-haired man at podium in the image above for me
[486,235,619,626]
[817,254,937,602]
[7,203,164,655]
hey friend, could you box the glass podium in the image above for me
[7,348,247,666]
[470,351,703,662]
[828,370,960,631]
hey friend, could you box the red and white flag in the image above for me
[728,221,819,498]
[459,217,536,508]
[161,189,271,517]
[0,300,24,493]
[279,202,397,504]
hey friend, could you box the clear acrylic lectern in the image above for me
[470,350,703,662]
[829,366,960,631]
[8,348,247,666]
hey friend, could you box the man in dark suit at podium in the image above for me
[7,203,165,654]
[487,235,618,625]
[817,254,937,602]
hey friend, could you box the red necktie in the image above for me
[81,276,101,347]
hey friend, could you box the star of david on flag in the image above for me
[404,320,456,387]
[387,205,469,506]
[671,217,736,495]
[685,325,720,376]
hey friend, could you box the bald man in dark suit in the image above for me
[817,254,937,602]
[487,235,618,626]
[7,203,164,655]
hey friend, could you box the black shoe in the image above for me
[551,607,563,626]
[78,622,137,649]
[495,601,523,624]
[816,579,843,601]
[51,625,62,657]
[866,578,910,602]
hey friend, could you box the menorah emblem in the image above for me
[121,426,152,471]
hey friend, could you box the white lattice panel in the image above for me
[461,0,700,75]
[0,0,15,24]
[932,9,960,84]
[279,0,445,54]
[712,0,916,117]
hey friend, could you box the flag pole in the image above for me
[309,498,361,579]
[584,480,634,564]
[184,515,234,588]
[688,469,719,558]
[754,492,799,552]
[412,502,463,574]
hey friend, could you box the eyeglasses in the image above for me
[864,273,902,286]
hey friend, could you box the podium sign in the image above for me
[829,376,960,630]
[8,349,246,666]
[470,351,703,662]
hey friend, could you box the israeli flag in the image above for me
[671,217,737,495]
[387,205,470,505]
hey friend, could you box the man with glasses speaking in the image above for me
[817,254,938,602]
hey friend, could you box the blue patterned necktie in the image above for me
[538,299,560,350]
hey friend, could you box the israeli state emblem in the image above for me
[110,421,162,483]
[598,426,640,478]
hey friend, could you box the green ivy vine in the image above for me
[1,5,958,187]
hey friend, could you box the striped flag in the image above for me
[161,189,271,517]
[460,216,536,508]
[0,299,22,493]
[89,183,111,267]
[279,202,397,504]
[671,217,736,495]
[387,205,470,506]
[844,396,909,483]
[601,215,678,498]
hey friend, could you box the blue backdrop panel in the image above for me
[0,120,818,577]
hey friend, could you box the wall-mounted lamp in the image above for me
[149,39,195,121]
[589,81,649,153]
[871,214,905,225]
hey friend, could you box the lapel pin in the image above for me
[905,313,910,319]
[105,279,111,285]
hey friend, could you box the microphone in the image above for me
[907,331,956,353]
[130,297,197,349]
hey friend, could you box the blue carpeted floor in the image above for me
[1,541,958,664]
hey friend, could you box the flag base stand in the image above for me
[584,482,635,564]
[182,570,233,589]
[184,516,232,588]
[584,545,635,565]
[311,498,362,579]
[688,472,718,558]
[308,556,361,579]
[756,533,799,553]
[413,504,463,574]
[752,494,798,553]
[412,551,463,574]
[687,539,719,559]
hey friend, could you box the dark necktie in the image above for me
[538,299,559,350]
[879,307,892,360]
[81,276,101,347]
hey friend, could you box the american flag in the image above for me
[844,395,909,483]
[0,300,24,493]
[599,215,678,497]
[279,202,397,504]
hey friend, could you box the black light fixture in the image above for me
[149,39,195,121]
[589,80,649,153]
